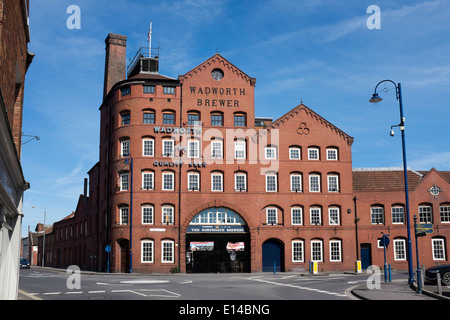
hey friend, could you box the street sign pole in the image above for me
[413,215,432,294]
[381,234,390,282]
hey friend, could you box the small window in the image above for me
[211,140,223,159]
[163,112,175,125]
[327,148,338,160]
[142,138,154,157]
[188,140,200,158]
[265,174,277,192]
[234,173,247,192]
[291,207,303,225]
[310,207,322,225]
[121,112,130,125]
[211,113,223,126]
[289,147,301,160]
[211,172,223,192]
[309,174,320,192]
[234,115,246,127]
[266,208,278,225]
[120,139,130,157]
[234,141,246,159]
[142,205,154,224]
[308,147,320,160]
[188,113,201,125]
[162,205,174,224]
[143,85,155,94]
[143,112,155,124]
[188,172,200,191]
[163,86,175,95]
[162,139,174,157]
[290,174,302,192]
[142,171,154,190]
[265,147,277,160]
[121,87,131,96]
[162,172,174,191]
[371,207,384,224]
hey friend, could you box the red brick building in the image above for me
[41,33,450,274]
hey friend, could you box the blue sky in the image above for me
[21,0,450,236]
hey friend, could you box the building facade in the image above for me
[39,33,450,275]
[0,0,33,299]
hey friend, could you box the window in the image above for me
[292,240,304,262]
[440,205,450,223]
[188,172,200,191]
[265,174,277,192]
[121,86,130,96]
[234,114,246,127]
[163,112,175,125]
[211,172,223,192]
[290,174,302,192]
[163,86,175,95]
[142,205,154,224]
[234,173,247,192]
[142,171,154,190]
[162,172,174,191]
[291,207,303,225]
[188,113,200,125]
[419,205,432,223]
[330,240,342,262]
[143,111,155,124]
[121,112,130,125]
[265,147,277,160]
[188,140,200,158]
[211,113,223,126]
[327,174,339,192]
[309,174,320,192]
[391,206,405,224]
[327,148,338,160]
[119,172,129,191]
[120,139,130,157]
[310,207,322,225]
[289,147,301,160]
[308,147,319,160]
[393,239,406,261]
[311,240,323,262]
[328,207,340,225]
[162,206,174,224]
[234,141,246,159]
[119,206,129,225]
[141,240,154,263]
[143,85,155,94]
[211,140,223,158]
[142,138,154,157]
[432,238,446,260]
[371,207,384,224]
[162,139,174,157]
[266,208,278,225]
[162,240,174,263]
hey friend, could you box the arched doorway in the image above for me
[262,239,284,272]
[117,239,129,273]
[186,207,250,273]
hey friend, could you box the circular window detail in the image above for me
[211,69,224,81]
[429,185,440,196]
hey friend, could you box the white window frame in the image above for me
[234,173,247,192]
[120,139,130,157]
[289,147,301,160]
[329,240,342,262]
[292,240,304,262]
[311,240,323,262]
[393,239,406,261]
[266,208,278,225]
[419,205,433,223]
[162,205,174,225]
[265,174,277,192]
[371,207,384,224]
[162,172,174,191]
[188,172,200,191]
[326,148,338,160]
[188,140,200,158]
[290,174,302,192]
[432,238,446,260]
[327,174,339,192]
[391,206,405,224]
[291,207,303,225]
[440,205,450,223]
[211,140,223,159]
[141,240,154,263]
[142,138,154,157]
[142,205,154,225]
[119,206,129,225]
[309,174,320,192]
[161,240,175,263]
[310,207,322,225]
[308,147,319,160]
[162,139,174,157]
[328,207,340,225]
[119,172,129,191]
[142,171,154,190]
[265,147,277,160]
[234,140,246,159]
[211,173,223,192]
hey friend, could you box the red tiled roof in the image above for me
[352,169,423,192]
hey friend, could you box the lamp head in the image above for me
[390,127,395,137]
[369,93,383,104]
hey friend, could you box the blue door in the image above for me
[262,239,284,272]
[360,244,372,270]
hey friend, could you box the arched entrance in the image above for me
[262,239,284,272]
[117,238,129,273]
[186,207,250,273]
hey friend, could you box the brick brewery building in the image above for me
[37,33,450,274]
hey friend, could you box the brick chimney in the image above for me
[103,33,127,99]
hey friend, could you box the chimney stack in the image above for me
[84,178,88,198]
[103,33,127,99]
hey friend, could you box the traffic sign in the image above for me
[415,223,433,235]
[380,235,390,247]
[105,245,111,253]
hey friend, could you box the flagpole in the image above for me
[148,21,152,56]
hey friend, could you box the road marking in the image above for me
[42,292,62,295]
[88,290,106,294]
[120,280,169,284]
[65,291,83,294]
[111,289,147,297]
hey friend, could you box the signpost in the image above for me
[414,216,433,293]
[380,234,390,282]
[105,245,111,273]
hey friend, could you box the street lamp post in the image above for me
[369,80,414,284]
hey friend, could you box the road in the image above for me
[18,267,409,301]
